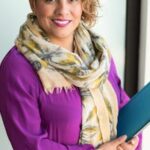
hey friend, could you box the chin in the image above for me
[50,31,74,39]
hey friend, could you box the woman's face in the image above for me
[31,0,82,41]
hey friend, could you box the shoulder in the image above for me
[0,46,34,76]
[0,46,42,95]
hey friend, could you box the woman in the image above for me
[0,0,141,149]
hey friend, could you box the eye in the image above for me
[70,0,79,1]
[69,0,80,4]
[45,0,55,3]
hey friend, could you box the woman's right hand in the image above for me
[97,135,127,150]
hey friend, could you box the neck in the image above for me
[48,36,74,52]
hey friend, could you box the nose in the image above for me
[55,0,70,16]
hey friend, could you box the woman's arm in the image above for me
[108,58,142,150]
[0,50,94,150]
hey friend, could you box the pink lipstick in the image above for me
[52,19,71,27]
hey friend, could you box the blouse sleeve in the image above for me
[0,54,94,150]
[108,58,142,150]
[108,58,130,109]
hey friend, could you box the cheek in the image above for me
[35,8,51,27]
[74,8,82,21]
[35,3,51,19]
[36,10,48,19]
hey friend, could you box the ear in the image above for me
[29,0,36,12]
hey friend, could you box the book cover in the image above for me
[117,82,150,141]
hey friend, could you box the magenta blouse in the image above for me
[0,46,142,150]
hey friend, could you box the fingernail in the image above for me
[121,135,127,139]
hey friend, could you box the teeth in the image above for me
[53,20,70,25]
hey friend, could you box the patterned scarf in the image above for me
[15,13,118,148]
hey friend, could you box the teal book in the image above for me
[117,82,150,141]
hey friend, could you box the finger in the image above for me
[119,142,133,150]
[117,146,124,150]
[128,136,139,148]
[128,136,139,145]
[112,135,127,146]
[120,137,139,150]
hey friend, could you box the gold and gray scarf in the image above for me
[15,13,118,148]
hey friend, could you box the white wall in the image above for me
[139,0,150,149]
[0,0,126,149]
[93,0,126,82]
[0,1,30,61]
[139,0,150,87]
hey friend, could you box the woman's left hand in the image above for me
[117,136,139,150]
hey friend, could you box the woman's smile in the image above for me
[52,19,72,28]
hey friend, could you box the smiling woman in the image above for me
[0,0,142,150]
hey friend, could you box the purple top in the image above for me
[0,46,142,150]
